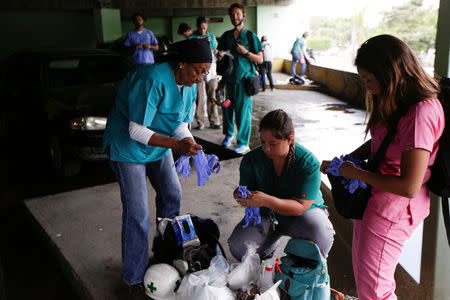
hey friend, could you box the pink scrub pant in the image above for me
[352,208,421,300]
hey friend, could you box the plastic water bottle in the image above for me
[260,259,275,293]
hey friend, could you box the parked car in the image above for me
[98,35,171,63]
[0,48,133,176]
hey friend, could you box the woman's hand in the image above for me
[320,160,331,174]
[176,138,202,156]
[234,190,269,207]
[339,161,360,180]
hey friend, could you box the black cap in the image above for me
[169,38,212,63]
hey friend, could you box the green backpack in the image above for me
[274,238,330,300]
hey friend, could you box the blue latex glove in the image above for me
[174,155,191,182]
[242,207,261,228]
[345,154,362,168]
[175,150,222,186]
[325,156,344,176]
[206,154,221,175]
[326,155,368,193]
[237,186,261,228]
[194,150,210,186]
[238,185,251,198]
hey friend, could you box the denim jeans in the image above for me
[291,53,306,77]
[110,153,182,285]
[259,61,274,90]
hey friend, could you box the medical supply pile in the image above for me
[146,212,338,300]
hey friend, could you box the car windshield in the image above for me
[48,55,128,88]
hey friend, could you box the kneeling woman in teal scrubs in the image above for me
[103,39,212,288]
[228,109,335,260]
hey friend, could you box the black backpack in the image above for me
[152,214,227,273]
[427,77,450,246]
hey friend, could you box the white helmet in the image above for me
[143,263,181,300]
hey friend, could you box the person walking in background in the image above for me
[228,109,335,260]
[290,31,313,78]
[217,3,263,154]
[177,22,193,39]
[188,16,221,130]
[102,39,212,299]
[320,34,444,300]
[259,35,274,92]
[124,12,159,66]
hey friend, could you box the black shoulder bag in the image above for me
[243,30,260,96]
[327,122,399,219]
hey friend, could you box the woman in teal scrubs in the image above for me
[228,109,335,260]
[103,39,212,291]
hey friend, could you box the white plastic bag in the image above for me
[176,255,235,300]
[227,243,261,291]
[255,280,281,300]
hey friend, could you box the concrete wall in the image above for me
[0,10,96,60]
[306,64,366,109]
[121,17,171,40]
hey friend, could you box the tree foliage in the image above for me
[308,0,437,54]
[377,0,437,53]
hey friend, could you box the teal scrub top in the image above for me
[103,62,196,163]
[217,28,262,82]
[292,37,306,55]
[188,31,218,50]
[239,142,327,218]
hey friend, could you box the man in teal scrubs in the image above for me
[103,39,212,298]
[218,3,263,154]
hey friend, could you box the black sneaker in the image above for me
[210,124,222,129]
[195,124,205,130]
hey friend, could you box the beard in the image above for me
[232,18,243,27]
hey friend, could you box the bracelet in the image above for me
[244,51,250,57]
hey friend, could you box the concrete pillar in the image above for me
[434,0,450,78]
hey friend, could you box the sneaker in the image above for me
[210,124,222,129]
[234,144,250,154]
[222,135,234,147]
[195,124,205,130]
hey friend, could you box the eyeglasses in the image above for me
[193,68,209,78]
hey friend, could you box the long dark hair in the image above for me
[259,109,295,171]
[355,34,439,133]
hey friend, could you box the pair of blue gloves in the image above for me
[325,155,367,193]
[237,186,262,228]
[174,150,221,186]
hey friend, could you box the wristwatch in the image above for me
[244,51,250,57]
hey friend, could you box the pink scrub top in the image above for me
[368,98,445,224]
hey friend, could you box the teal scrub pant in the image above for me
[223,81,253,146]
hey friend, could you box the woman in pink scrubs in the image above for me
[321,34,444,299]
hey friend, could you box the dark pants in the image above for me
[259,61,274,90]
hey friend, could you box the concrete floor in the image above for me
[19,86,430,299]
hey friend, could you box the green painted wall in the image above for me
[98,9,122,43]
[0,10,96,60]
[121,17,171,39]
[170,6,257,43]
